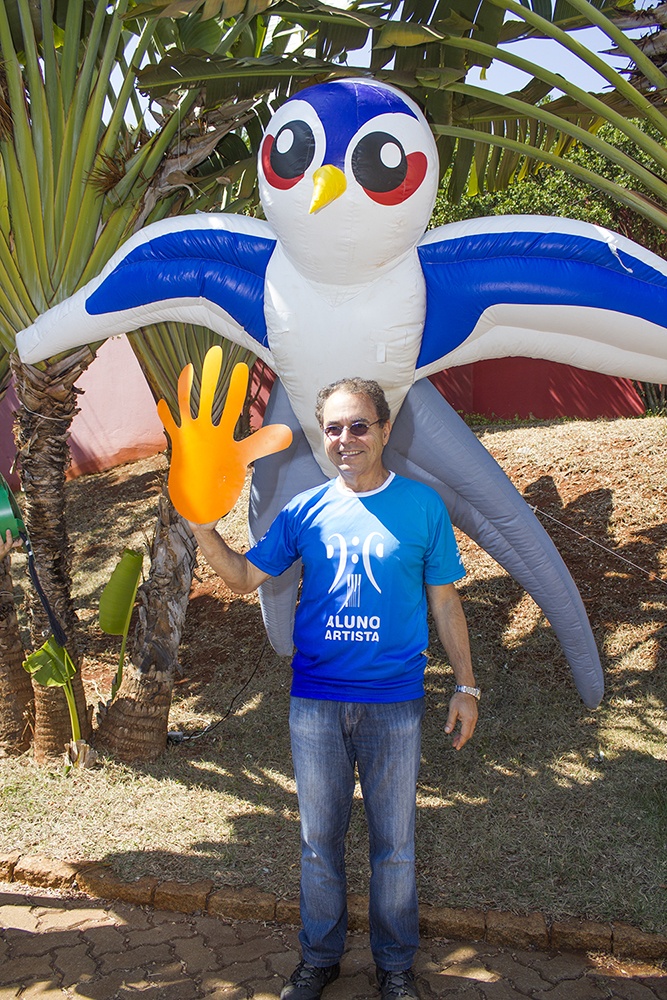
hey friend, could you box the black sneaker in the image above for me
[280,960,341,1000]
[376,967,421,999]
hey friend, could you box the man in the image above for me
[190,377,479,1000]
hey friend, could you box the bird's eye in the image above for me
[261,121,316,190]
[351,131,427,206]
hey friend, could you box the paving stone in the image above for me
[147,959,191,981]
[66,970,136,1000]
[479,951,550,993]
[436,960,502,983]
[614,923,667,961]
[13,983,63,998]
[0,953,55,987]
[420,969,486,996]
[12,856,81,891]
[106,900,154,929]
[644,976,667,1000]
[532,977,612,999]
[552,918,613,954]
[0,903,42,933]
[420,904,486,943]
[267,952,302,982]
[97,942,173,973]
[204,988,248,999]
[5,928,80,957]
[194,915,240,949]
[121,983,201,1000]
[126,920,196,946]
[214,935,284,965]
[154,878,214,914]
[80,923,126,956]
[34,904,108,932]
[478,982,536,1000]
[52,941,97,986]
[251,988,283,1000]
[594,978,666,1000]
[205,957,271,986]
[486,911,549,950]
[172,934,221,974]
[328,973,374,998]
[529,952,596,983]
[208,886,276,922]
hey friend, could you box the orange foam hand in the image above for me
[157,349,292,524]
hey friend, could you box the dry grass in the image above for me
[0,416,665,933]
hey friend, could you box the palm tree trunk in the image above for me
[0,554,33,753]
[94,488,197,762]
[10,349,94,762]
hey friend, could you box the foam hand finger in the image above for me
[156,397,177,440]
[237,423,293,467]
[176,362,195,424]
[198,345,223,422]
[219,362,250,437]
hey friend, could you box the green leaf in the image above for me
[23,636,76,687]
[99,548,144,636]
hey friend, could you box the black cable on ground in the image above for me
[167,637,270,746]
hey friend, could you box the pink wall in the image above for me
[0,337,166,490]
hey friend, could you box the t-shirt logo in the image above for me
[326,531,385,607]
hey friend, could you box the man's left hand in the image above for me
[445,691,478,751]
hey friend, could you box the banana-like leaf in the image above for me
[23,636,81,742]
[23,636,77,687]
[99,547,144,701]
[99,548,144,636]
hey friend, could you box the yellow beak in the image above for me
[309,164,347,214]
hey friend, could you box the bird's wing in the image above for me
[16,214,278,367]
[249,378,327,656]
[415,215,667,384]
[385,380,603,708]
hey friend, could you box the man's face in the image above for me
[321,390,391,483]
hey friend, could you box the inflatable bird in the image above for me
[16,78,667,708]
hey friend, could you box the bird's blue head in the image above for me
[258,78,439,283]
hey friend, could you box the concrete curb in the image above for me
[1,851,665,962]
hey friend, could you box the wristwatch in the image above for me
[454,684,481,700]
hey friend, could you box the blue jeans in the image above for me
[289,696,425,971]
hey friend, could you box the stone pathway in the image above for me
[1,883,666,999]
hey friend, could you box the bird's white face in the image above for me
[258,79,439,285]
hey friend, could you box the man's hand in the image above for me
[157,348,292,524]
[0,528,19,559]
[444,691,478,751]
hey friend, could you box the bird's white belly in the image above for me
[264,247,426,473]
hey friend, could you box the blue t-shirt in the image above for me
[247,472,465,702]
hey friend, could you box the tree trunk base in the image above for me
[94,666,175,763]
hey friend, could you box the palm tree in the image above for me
[0,0,260,761]
[0,352,34,753]
[135,0,667,223]
[94,322,255,761]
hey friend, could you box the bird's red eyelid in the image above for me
[362,151,427,206]
[261,135,304,190]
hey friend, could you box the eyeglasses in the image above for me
[323,419,383,439]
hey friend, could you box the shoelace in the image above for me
[291,962,332,988]
[379,970,416,998]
